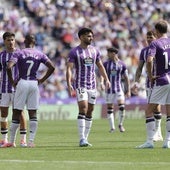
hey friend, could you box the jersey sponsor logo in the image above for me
[83,57,94,66]
[111,70,117,76]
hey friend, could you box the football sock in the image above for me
[1,128,8,142]
[165,116,170,141]
[20,129,27,142]
[146,117,155,143]
[29,118,38,142]
[85,116,92,140]
[118,110,125,125]
[10,120,20,143]
[154,112,162,131]
[107,107,115,129]
[77,113,85,140]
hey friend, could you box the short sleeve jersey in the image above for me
[103,59,128,94]
[67,45,101,90]
[147,37,170,86]
[10,48,50,80]
[139,46,151,88]
[0,49,19,93]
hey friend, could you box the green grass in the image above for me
[0,118,169,170]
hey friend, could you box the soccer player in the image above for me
[132,31,163,142]
[0,32,27,147]
[136,20,170,149]
[66,27,110,147]
[2,34,55,147]
[101,47,131,133]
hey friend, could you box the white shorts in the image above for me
[0,93,14,107]
[105,91,125,104]
[13,79,39,110]
[76,88,97,104]
[149,84,170,105]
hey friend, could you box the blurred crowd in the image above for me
[0,0,170,100]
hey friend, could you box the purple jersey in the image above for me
[104,59,128,93]
[10,48,50,80]
[139,46,151,88]
[148,37,170,86]
[68,45,101,89]
[0,50,19,93]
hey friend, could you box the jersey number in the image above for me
[163,52,169,69]
[26,60,34,76]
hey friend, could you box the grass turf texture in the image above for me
[0,118,169,170]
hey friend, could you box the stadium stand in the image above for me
[0,0,170,100]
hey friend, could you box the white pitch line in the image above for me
[0,160,170,165]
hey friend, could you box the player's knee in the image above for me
[154,112,162,119]
[119,104,125,111]
[20,129,27,134]
[30,117,37,121]
[107,107,114,114]
[0,117,8,122]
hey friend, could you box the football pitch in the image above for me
[0,117,169,170]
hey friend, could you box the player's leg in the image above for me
[106,103,115,132]
[145,104,156,144]
[136,103,156,149]
[117,92,126,132]
[105,93,115,132]
[118,103,125,132]
[19,111,27,147]
[153,105,163,141]
[28,110,38,147]
[76,88,88,147]
[27,80,39,147]
[85,103,94,146]
[146,88,163,141]
[77,100,88,147]
[12,80,27,147]
[84,89,97,146]
[0,93,12,146]
[162,105,170,148]
[2,79,28,147]
[9,109,22,147]
[136,85,168,149]
[0,107,9,145]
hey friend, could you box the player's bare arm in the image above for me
[132,60,145,94]
[146,56,154,84]
[6,61,16,87]
[37,60,55,84]
[96,60,111,89]
[124,74,131,98]
[66,62,74,97]
[135,61,145,83]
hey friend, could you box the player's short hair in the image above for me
[78,27,93,38]
[155,20,168,34]
[107,46,118,54]
[147,30,156,37]
[24,34,36,45]
[3,32,15,40]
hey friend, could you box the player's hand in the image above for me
[149,75,160,86]
[131,82,139,95]
[100,82,105,91]
[11,80,17,88]
[67,85,74,97]
[125,91,131,98]
[105,80,111,90]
